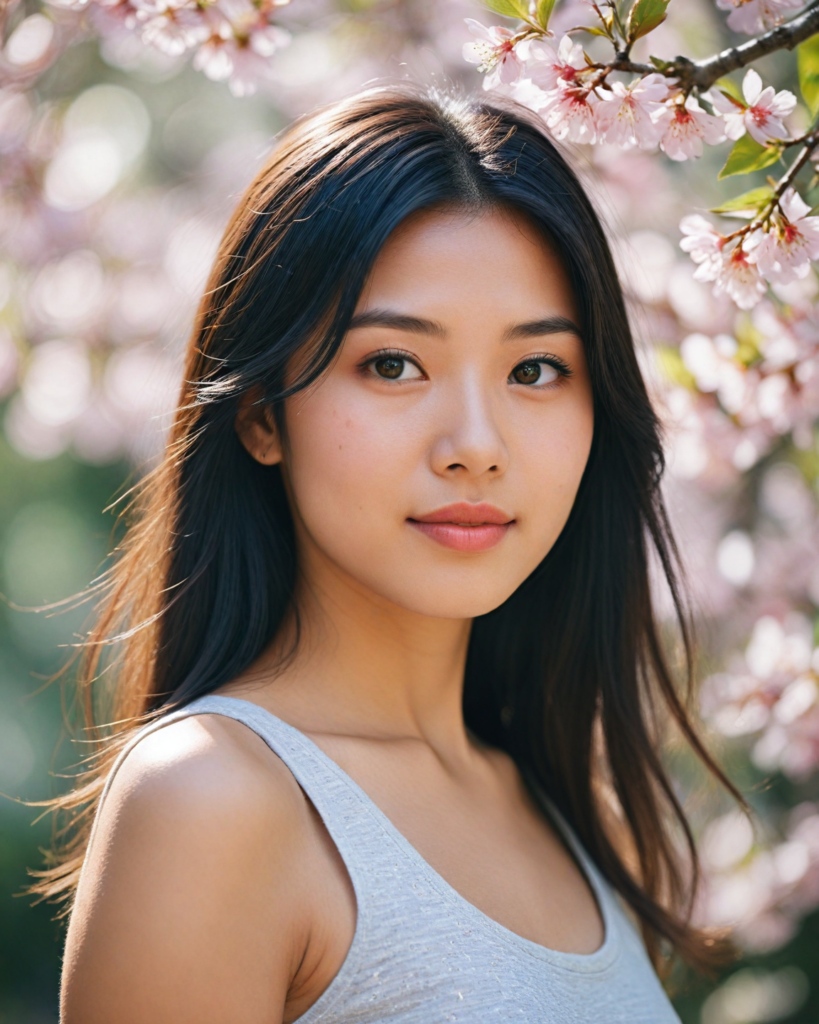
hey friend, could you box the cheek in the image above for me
[518,398,594,541]
[283,384,416,527]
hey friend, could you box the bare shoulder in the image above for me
[62,713,314,1024]
[81,712,314,892]
[100,711,307,827]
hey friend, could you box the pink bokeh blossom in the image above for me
[716,0,805,35]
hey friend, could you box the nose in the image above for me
[430,373,509,479]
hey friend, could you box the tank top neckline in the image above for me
[190,693,622,974]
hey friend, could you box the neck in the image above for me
[243,540,473,752]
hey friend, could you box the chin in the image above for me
[361,570,526,621]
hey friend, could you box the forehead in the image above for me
[358,205,578,322]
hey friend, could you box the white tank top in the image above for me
[99,694,682,1023]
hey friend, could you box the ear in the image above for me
[235,389,283,466]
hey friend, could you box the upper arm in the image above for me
[61,716,312,1024]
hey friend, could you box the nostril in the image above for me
[447,463,466,471]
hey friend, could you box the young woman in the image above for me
[46,86,735,1023]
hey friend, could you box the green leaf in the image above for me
[482,0,528,19]
[626,0,670,43]
[535,0,557,29]
[797,35,819,119]
[710,185,773,215]
[697,95,716,116]
[718,135,782,180]
[649,55,672,70]
[715,76,744,104]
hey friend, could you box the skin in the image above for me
[62,206,597,1024]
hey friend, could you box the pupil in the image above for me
[377,357,403,379]
[515,362,541,384]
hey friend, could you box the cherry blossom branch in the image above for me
[741,130,819,245]
[769,129,819,200]
[679,114,819,309]
[673,1,819,92]
[723,114,819,237]
[582,2,819,91]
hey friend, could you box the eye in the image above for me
[367,353,424,381]
[510,359,564,387]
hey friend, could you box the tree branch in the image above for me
[721,131,819,241]
[599,2,819,91]
[679,1,819,91]
[771,131,819,200]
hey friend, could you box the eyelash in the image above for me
[359,349,425,381]
[509,353,574,389]
[359,349,574,387]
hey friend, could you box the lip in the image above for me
[408,502,514,553]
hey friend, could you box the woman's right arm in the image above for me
[61,715,314,1024]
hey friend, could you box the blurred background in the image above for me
[2,0,819,1020]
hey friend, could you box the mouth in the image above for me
[407,502,515,553]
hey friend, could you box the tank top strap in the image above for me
[97,693,402,902]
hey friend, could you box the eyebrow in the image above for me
[347,309,446,336]
[347,308,581,341]
[502,316,582,341]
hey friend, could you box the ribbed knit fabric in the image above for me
[99,694,681,1023]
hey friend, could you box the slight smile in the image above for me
[407,502,515,552]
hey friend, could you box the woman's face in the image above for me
[246,206,594,620]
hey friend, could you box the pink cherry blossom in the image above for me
[681,217,766,308]
[711,69,795,145]
[518,34,586,92]
[88,0,139,34]
[716,0,804,35]
[193,28,286,96]
[680,214,726,278]
[217,0,290,54]
[186,0,289,94]
[246,23,289,58]
[710,245,767,309]
[537,83,599,145]
[46,0,293,80]
[595,73,671,150]
[660,95,725,160]
[708,91,748,142]
[462,20,523,90]
[224,41,279,96]
[748,189,819,285]
[133,0,209,57]
[193,33,233,82]
[215,0,260,35]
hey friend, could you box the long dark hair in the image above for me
[34,84,738,974]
